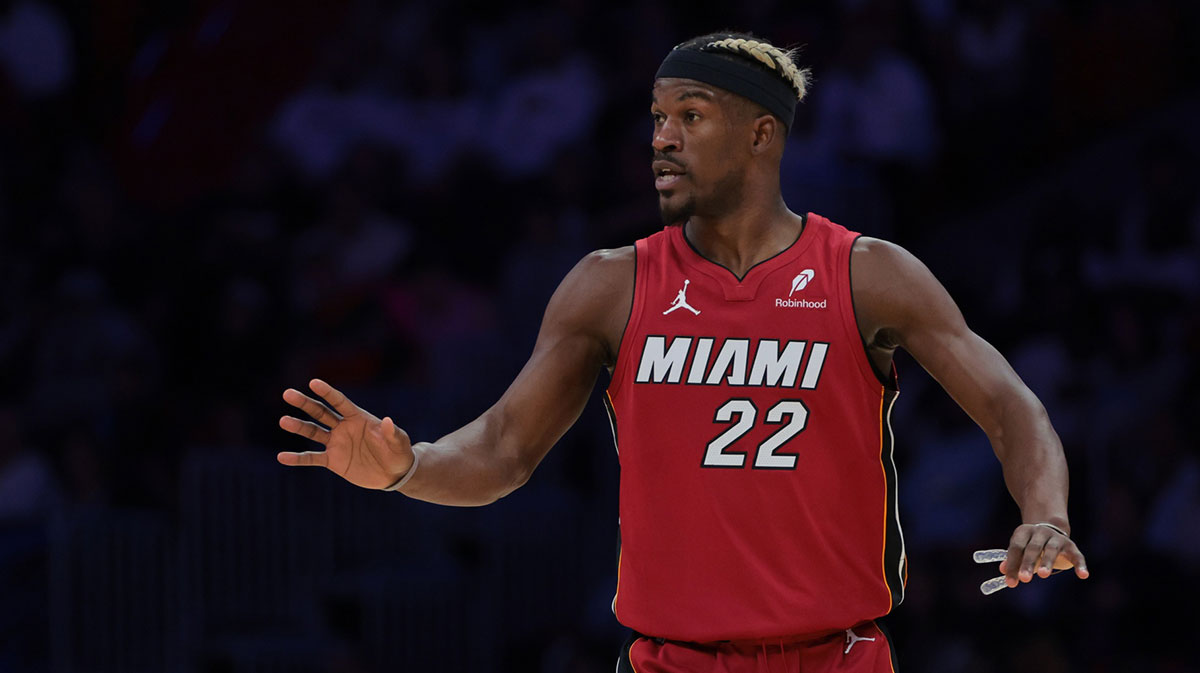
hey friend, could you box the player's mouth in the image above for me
[653,161,687,191]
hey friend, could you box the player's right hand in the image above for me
[277,379,414,490]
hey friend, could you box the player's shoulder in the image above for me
[850,235,949,320]
[545,248,635,357]
[851,235,900,255]
[550,246,635,310]
[573,246,637,287]
[581,245,636,266]
[850,236,924,277]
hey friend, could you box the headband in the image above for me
[655,48,797,131]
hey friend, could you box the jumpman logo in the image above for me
[844,628,876,655]
[663,279,700,315]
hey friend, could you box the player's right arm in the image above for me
[277,247,634,506]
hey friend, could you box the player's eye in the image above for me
[651,112,665,124]
[685,111,701,122]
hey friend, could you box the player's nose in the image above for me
[652,120,681,153]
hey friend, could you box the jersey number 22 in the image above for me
[703,399,809,470]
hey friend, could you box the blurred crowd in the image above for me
[1,0,1198,671]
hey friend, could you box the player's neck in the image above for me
[683,195,803,279]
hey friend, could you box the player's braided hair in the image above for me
[675,32,812,103]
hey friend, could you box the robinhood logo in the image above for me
[775,297,827,309]
[789,269,815,296]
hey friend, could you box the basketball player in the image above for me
[278,32,1089,671]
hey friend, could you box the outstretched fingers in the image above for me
[282,388,341,427]
[276,449,329,468]
[279,415,331,444]
[309,378,358,418]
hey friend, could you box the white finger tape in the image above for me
[972,549,1007,564]
[980,575,1009,595]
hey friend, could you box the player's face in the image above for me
[651,78,749,226]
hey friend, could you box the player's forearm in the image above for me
[934,332,1073,531]
[986,387,1071,532]
[387,297,606,506]
[397,410,533,507]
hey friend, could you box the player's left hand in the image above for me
[999,523,1089,588]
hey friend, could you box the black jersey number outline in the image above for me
[702,399,810,469]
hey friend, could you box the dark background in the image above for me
[1,0,1198,671]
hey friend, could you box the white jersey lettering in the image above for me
[799,342,829,390]
[687,337,716,384]
[635,337,829,389]
[747,339,806,387]
[635,336,693,384]
[705,338,750,386]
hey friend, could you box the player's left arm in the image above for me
[851,237,1089,589]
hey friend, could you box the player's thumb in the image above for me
[379,417,411,450]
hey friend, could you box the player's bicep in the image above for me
[905,323,1027,435]
[493,331,603,467]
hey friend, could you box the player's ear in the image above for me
[750,115,780,155]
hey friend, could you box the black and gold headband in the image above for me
[655,46,799,131]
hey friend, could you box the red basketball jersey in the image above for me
[605,213,906,642]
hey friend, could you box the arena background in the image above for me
[1,0,1198,671]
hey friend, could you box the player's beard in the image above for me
[659,192,696,226]
[659,165,746,227]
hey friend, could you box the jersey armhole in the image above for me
[843,234,899,390]
[607,241,644,398]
